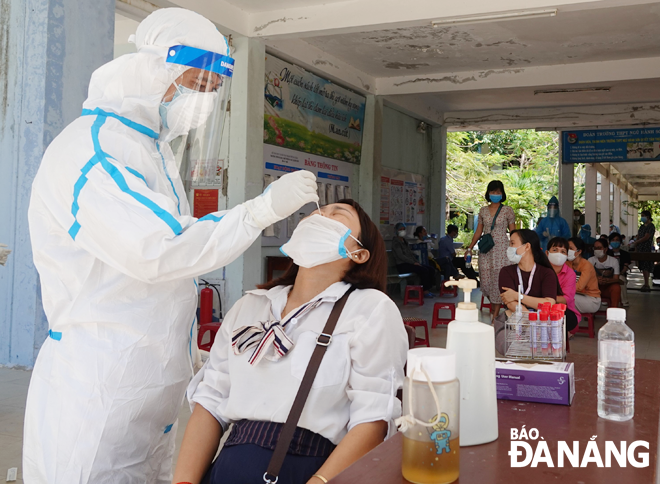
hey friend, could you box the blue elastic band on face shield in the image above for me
[166,45,235,78]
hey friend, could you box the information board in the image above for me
[562,128,660,163]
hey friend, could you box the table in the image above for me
[331,354,660,483]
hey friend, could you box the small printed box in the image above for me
[495,361,575,406]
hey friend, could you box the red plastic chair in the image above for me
[571,313,595,339]
[480,295,491,312]
[403,318,430,347]
[404,285,424,306]
[440,283,458,298]
[432,302,456,328]
[198,322,222,351]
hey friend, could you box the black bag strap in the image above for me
[488,204,503,234]
[264,286,356,484]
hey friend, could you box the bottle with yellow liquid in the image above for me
[398,348,460,484]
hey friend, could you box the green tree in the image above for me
[446,129,561,235]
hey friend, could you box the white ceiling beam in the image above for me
[377,56,660,96]
[167,0,250,37]
[443,102,660,131]
[265,38,376,94]
[247,0,659,38]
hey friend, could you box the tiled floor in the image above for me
[2,272,659,482]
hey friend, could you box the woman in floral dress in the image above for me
[632,210,656,292]
[467,180,516,321]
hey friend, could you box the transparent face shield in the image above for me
[161,45,234,187]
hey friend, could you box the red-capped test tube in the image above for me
[529,312,538,356]
[550,310,563,358]
[539,311,550,357]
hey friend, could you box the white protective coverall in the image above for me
[24,8,317,484]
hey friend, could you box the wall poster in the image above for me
[562,128,660,163]
[261,144,354,247]
[379,168,426,239]
[264,55,366,164]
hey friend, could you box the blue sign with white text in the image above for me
[562,128,660,163]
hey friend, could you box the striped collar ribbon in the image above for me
[232,299,322,366]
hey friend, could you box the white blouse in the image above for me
[187,281,409,445]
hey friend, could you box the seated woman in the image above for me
[174,200,409,484]
[392,222,436,297]
[567,237,601,315]
[499,229,559,312]
[546,237,579,333]
[588,238,621,308]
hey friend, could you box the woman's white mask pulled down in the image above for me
[281,213,363,268]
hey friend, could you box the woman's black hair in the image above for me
[593,238,608,250]
[414,226,426,238]
[511,229,562,295]
[511,229,552,271]
[485,180,506,203]
[568,237,586,253]
[641,210,652,219]
[547,237,569,252]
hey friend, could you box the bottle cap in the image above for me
[444,278,478,311]
[528,312,538,321]
[552,304,566,313]
[550,311,562,321]
[407,348,456,383]
[606,307,626,321]
[539,311,549,321]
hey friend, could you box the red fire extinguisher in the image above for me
[200,284,214,325]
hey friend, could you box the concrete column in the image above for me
[613,186,621,233]
[585,164,598,230]
[429,126,447,236]
[600,176,610,236]
[0,0,115,367]
[225,37,266,309]
[358,95,383,221]
[557,148,574,224]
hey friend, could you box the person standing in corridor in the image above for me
[466,180,516,321]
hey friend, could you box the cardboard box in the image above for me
[495,360,575,405]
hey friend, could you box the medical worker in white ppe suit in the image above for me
[23,8,318,484]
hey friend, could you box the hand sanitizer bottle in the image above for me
[445,279,498,447]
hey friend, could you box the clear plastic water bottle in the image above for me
[597,308,635,421]
[465,251,472,269]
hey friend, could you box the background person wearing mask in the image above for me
[608,232,630,307]
[23,9,319,484]
[392,222,436,297]
[535,196,571,251]
[175,201,408,484]
[467,180,516,321]
[572,209,585,237]
[498,229,559,313]
[436,224,479,281]
[609,220,620,235]
[630,210,656,292]
[546,237,579,332]
[588,239,621,308]
[568,237,602,314]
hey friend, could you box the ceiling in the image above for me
[394,78,660,113]
[223,0,348,13]
[611,161,660,199]
[304,3,660,78]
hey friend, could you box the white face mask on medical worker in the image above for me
[159,84,217,142]
[548,252,568,266]
[281,214,363,268]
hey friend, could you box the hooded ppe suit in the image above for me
[534,196,571,251]
[24,8,317,484]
